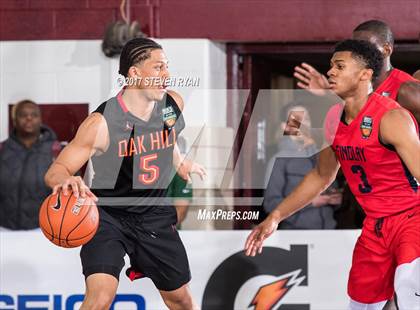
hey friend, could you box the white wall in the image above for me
[157,39,227,127]
[0,39,227,141]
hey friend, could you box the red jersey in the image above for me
[327,93,419,218]
[375,68,417,100]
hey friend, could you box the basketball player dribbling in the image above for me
[294,20,420,124]
[44,38,205,310]
[245,40,420,310]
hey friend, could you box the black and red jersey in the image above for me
[90,90,184,212]
[375,68,417,100]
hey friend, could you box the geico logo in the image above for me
[0,294,145,310]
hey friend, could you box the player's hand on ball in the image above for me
[245,216,279,257]
[52,176,98,201]
[294,62,330,91]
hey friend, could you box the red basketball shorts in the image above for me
[348,206,420,306]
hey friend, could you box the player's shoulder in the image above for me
[392,68,417,83]
[167,90,184,111]
[413,69,420,80]
[398,80,420,97]
[79,111,107,134]
[324,103,344,144]
[381,107,414,127]
[325,103,344,124]
[94,95,119,115]
[94,100,108,114]
[71,112,109,150]
[380,107,418,145]
[326,103,343,115]
[373,92,400,109]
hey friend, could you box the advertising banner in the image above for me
[0,230,359,310]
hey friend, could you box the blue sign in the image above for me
[0,294,145,310]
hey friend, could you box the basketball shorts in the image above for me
[348,206,420,305]
[80,205,191,291]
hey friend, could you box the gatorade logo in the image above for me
[202,245,309,310]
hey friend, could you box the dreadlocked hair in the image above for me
[119,38,162,77]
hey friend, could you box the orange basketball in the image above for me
[39,191,99,248]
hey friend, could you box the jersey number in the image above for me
[139,154,159,185]
[351,165,372,193]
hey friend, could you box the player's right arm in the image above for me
[44,113,108,200]
[245,146,340,256]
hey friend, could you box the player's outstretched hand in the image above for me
[52,176,98,201]
[245,216,279,257]
[294,62,330,91]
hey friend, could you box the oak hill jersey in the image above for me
[90,90,185,212]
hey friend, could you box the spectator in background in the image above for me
[167,136,193,226]
[0,100,61,230]
[263,103,342,229]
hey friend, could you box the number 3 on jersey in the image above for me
[139,153,159,185]
[351,165,372,193]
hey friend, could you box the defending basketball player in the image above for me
[294,20,420,124]
[245,40,420,310]
[44,38,204,310]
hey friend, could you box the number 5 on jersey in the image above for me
[139,153,159,185]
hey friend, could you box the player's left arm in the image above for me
[380,108,420,180]
[397,81,420,125]
[168,90,207,181]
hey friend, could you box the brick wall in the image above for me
[0,0,153,40]
[1,0,419,42]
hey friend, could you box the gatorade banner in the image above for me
[0,230,358,310]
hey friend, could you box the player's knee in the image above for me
[163,291,193,310]
[82,291,115,310]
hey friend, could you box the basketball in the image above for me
[39,192,99,248]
